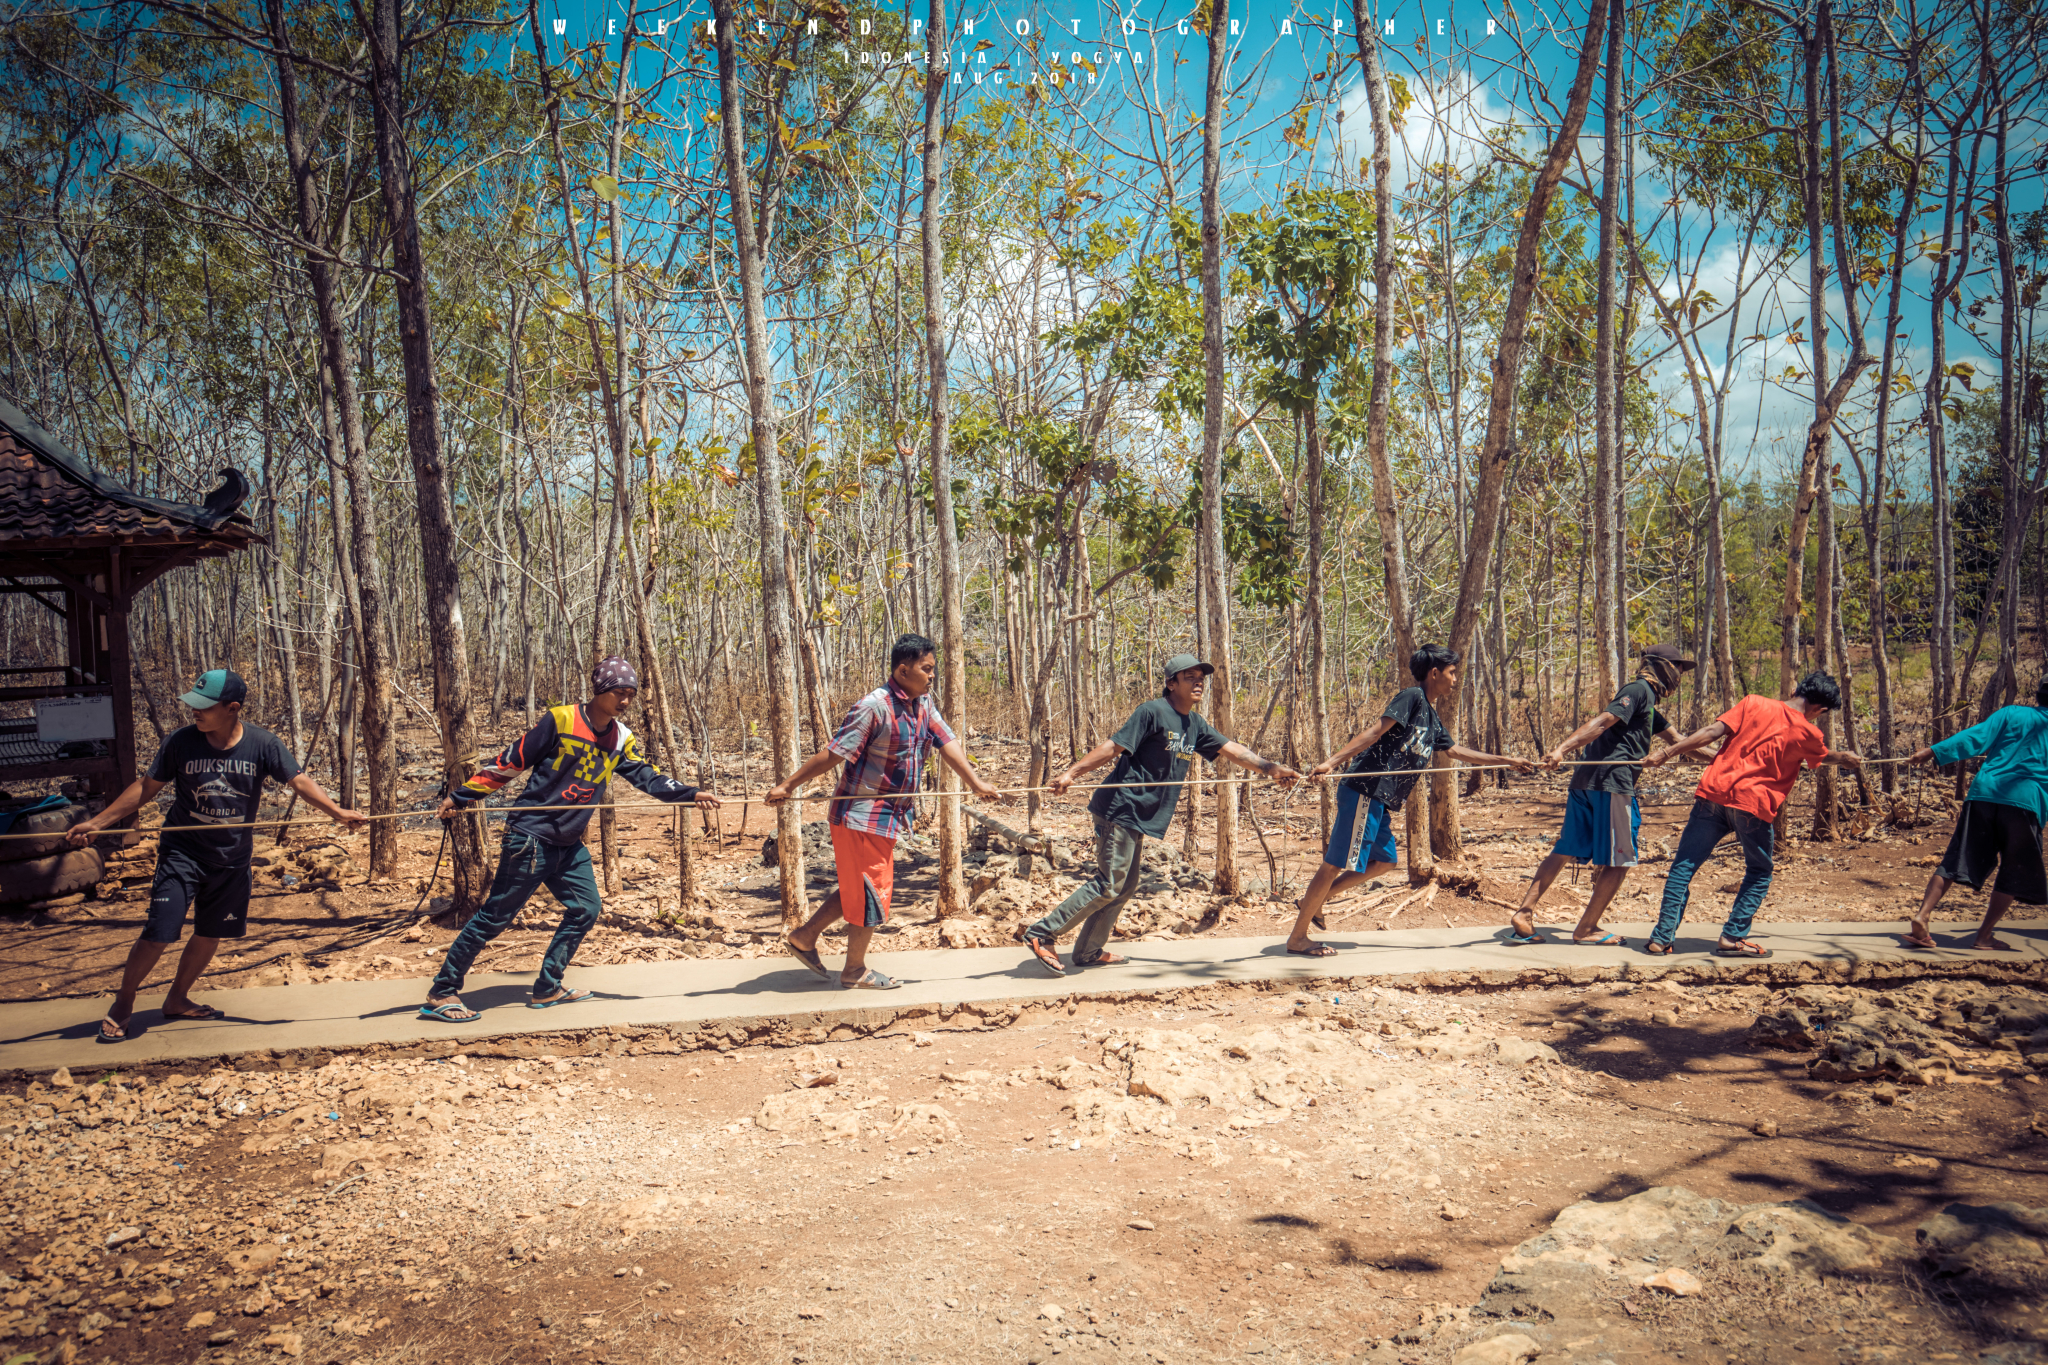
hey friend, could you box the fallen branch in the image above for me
[963,807,1050,853]
[1382,885,1432,922]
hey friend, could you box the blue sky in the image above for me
[524,0,2043,497]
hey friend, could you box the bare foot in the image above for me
[1510,909,1536,939]
[1974,936,2020,952]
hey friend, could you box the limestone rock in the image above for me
[317,1140,404,1177]
[1917,1202,2048,1275]
[1474,1184,1912,1356]
[1749,1007,1822,1050]
[226,1245,281,1274]
[1453,1334,1542,1365]
[1725,1199,1913,1275]
[760,822,832,869]
[1643,1267,1703,1296]
[1493,1038,1559,1067]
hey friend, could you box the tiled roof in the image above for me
[0,399,258,547]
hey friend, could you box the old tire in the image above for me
[0,848,104,905]
[0,803,91,864]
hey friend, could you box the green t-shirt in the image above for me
[1569,679,1672,796]
[1088,697,1228,838]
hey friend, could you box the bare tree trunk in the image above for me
[1812,457,1839,839]
[1199,0,1239,895]
[1977,63,2026,724]
[364,0,485,910]
[1305,406,1332,843]
[1864,96,1921,790]
[1440,0,1614,856]
[923,2,966,920]
[1778,0,1876,699]
[270,0,397,878]
[1350,2,1428,882]
[1591,0,1624,703]
[713,0,806,925]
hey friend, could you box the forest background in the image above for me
[1,0,2043,918]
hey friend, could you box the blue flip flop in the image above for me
[1505,931,1545,946]
[418,1000,481,1023]
[528,989,594,1009]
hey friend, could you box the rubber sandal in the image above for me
[841,968,902,990]
[1026,938,1064,977]
[1074,951,1127,967]
[1286,943,1339,957]
[96,1016,129,1044]
[528,988,594,1009]
[785,939,832,981]
[1505,930,1545,946]
[418,1000,481,1023]
[1640,942,1674,956]
[1714,940,1772,958]
[1573,933,1627,947]
[1901,934,1939,950]
[162,1003,225,1021]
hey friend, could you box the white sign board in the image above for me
[36,697,115,743]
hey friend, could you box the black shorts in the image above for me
[1936,800,2048,905]
[144,841,253,943]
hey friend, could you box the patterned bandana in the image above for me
[592,655,639,696]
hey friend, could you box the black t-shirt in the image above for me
[1088,697,1228,838]
[1343,687,1455,810]
[148,723,300,867]
[1570,679,1671,796]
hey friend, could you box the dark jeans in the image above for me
[428,831,601,998]
[1652,797,1776,946]
[1025,816,1145,961]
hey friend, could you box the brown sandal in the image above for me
[1026,938,1064,976]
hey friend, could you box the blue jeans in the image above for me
[1652,798,1776,946]
[428,831,602,998]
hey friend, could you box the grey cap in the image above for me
[1161,653,1215,680]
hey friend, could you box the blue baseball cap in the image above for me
[178,668,247,710]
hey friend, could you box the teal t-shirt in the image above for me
[1932,705,2048,826]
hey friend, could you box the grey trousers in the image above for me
[1025,816,1145,961]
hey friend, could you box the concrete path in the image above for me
[3,919,2042,1074]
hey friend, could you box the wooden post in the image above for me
[675,804,697,915]
[105,549,137,821]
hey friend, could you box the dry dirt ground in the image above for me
[4,972,2048,1365]
[6,734,2044,1364]
[0,738,1984,1006]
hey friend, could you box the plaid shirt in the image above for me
[825,681,957,839]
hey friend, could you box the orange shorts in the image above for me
[829,824,896,927]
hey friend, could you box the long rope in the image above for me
[3,755,1925,844]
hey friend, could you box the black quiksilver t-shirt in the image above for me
[1569,679,1671,796]
[1344,686,1454,810]
[148,723,299,867]
[1089,697,1228,838]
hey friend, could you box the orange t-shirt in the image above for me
[1694,695,1829,821]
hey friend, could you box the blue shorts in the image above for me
[1553,789,1642,868]
[1326,785,1398,872]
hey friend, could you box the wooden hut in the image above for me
[0,398,261,810]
